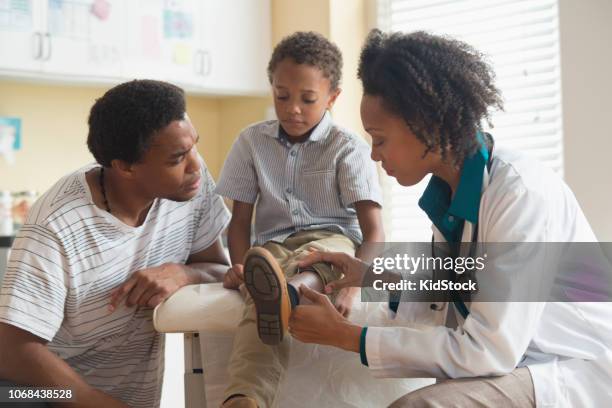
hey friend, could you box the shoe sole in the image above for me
[243,248,289,345]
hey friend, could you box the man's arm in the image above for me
[109,237,231,310]
[0,323,128,408]
[184,237,231,283]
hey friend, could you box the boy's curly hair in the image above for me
[268,31,343,90]
[358,29,503,164]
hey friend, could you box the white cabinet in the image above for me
[122,0,271,95]
[0,0,271,96]
[0,0,125,79]
[123,0,204,87]
[200,0,271,94]
[41,0,125,78]
[0,0,44,73]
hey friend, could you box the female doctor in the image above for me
[289,29,612,407]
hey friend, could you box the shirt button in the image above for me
[290,151,297,157]
[292,209,299,215]
[286,188,292,194]
[448,215,455,222]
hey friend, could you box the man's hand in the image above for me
[223,264,244,290]
[109,263,190,312]
[334,287,360,317]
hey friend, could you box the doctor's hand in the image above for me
[289,286,362,353]
[334,287,360,317]
[223,264,244,290]
[298,251,370,293]
[109,263,189,312]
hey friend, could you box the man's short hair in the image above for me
[87,79,186,167]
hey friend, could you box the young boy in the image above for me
[215,32,384,408]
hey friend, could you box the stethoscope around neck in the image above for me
[429,133,495,319]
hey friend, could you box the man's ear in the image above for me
[326,87,342,110]
[110,159,135,179]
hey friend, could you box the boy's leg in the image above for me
[242,231,357,340]
[285,270,324,300]
[224,233,356,406]
[224,242,293,407]
[282,230,357,300]
[224,286,291,408]
[243,247,292,345]
[240,231,357,343]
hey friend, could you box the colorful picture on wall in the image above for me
[0,117,21,164]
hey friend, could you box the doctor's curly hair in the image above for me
[358,29,503,165]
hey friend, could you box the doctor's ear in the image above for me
[426,141,460,168]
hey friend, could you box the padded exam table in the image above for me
[153,283,433,407]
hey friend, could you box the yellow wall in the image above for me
[0,81,235,192]
[0,81,107,192]
[329,0,369,138]
[185,95,222,178]
[218,96,272,166]
[271,0,331,42]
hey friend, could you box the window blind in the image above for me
[376,0,564,241]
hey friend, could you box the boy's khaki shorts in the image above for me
[262,229,357,287]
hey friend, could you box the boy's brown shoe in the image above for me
[243,247,291,345]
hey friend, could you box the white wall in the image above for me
[559,0,612,241]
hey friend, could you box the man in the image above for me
[0,80,231,407]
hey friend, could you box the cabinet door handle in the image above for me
[32,32,43,60]
[194,50,204,75]
[43,33,52,61]
[202,50,212,77]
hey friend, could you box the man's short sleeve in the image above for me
[338,138,383,208]
[0,227,67,342]
[190,158,231,254]
[214,130,259,204]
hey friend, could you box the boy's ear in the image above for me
[326,87,342,109]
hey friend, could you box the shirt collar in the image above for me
[307,110,332,142]
[419,132,489,225]
[271,110,332,143]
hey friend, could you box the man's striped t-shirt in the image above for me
[0,160,230,407]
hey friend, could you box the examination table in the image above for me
[153,283,433,407]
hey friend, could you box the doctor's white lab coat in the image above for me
[364,148,612,407]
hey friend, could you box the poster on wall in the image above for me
[0,117,22,165]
